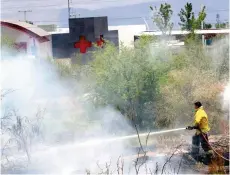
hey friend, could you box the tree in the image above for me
[196,6,206,29]
[150,3,173,35]
[204,23,212,29]
[178,3,206,42]
[214,13,228,28]
[178,3,206,31]
[178,3,195,31]
[216,22,228,29]
[89,41,159,129]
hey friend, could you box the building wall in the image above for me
[51,31,119,61]
[1,25,29,43]
[51,33,74,59]
[38,35,53,58]
[51,17,119,60]
[104,30,119,46]
[108,25,146,47]
[1,25,52,58]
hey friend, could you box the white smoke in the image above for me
[3,35,226,174]
[1,55,136,174]
[222,83,230,118]
[1,54,192,174]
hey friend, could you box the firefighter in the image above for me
[186,101,213,161]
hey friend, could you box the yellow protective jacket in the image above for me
[194,106,210,134]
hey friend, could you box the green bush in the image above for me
[54,36,228,133]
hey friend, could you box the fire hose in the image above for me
[200,132,229,162]
[186,126,229,161]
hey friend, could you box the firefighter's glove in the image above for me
[193,126,199,129]
[186,126,194,130]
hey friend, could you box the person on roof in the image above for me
[186,101,212,160]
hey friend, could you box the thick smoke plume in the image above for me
[1,55,136,174]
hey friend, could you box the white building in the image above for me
[1,20,52,58]
[136,29,230,46]
[108,24,146,47]
[138,29,230,36]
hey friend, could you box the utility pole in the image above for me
[216,14,220,28]
[68,0,70,19]
[18,10,32,21]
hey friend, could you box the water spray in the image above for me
[76,127,186,147]
[111,127,186,141]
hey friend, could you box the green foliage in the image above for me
[89,41,159,128]
[90,37,228,131]
[150,3,173,35]
[178,3,195,31]
[155,39,228,132]
[137,34,157,46]
[215,22,228,29]
[196,6,206,29]
[215,13,228,29]
[52,32,228,133]
[178,3,206,32]
[204,23,212,29]
[178,3,208,43]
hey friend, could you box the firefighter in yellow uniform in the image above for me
[186,101,212,161]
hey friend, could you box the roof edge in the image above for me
[1,21,50,43]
